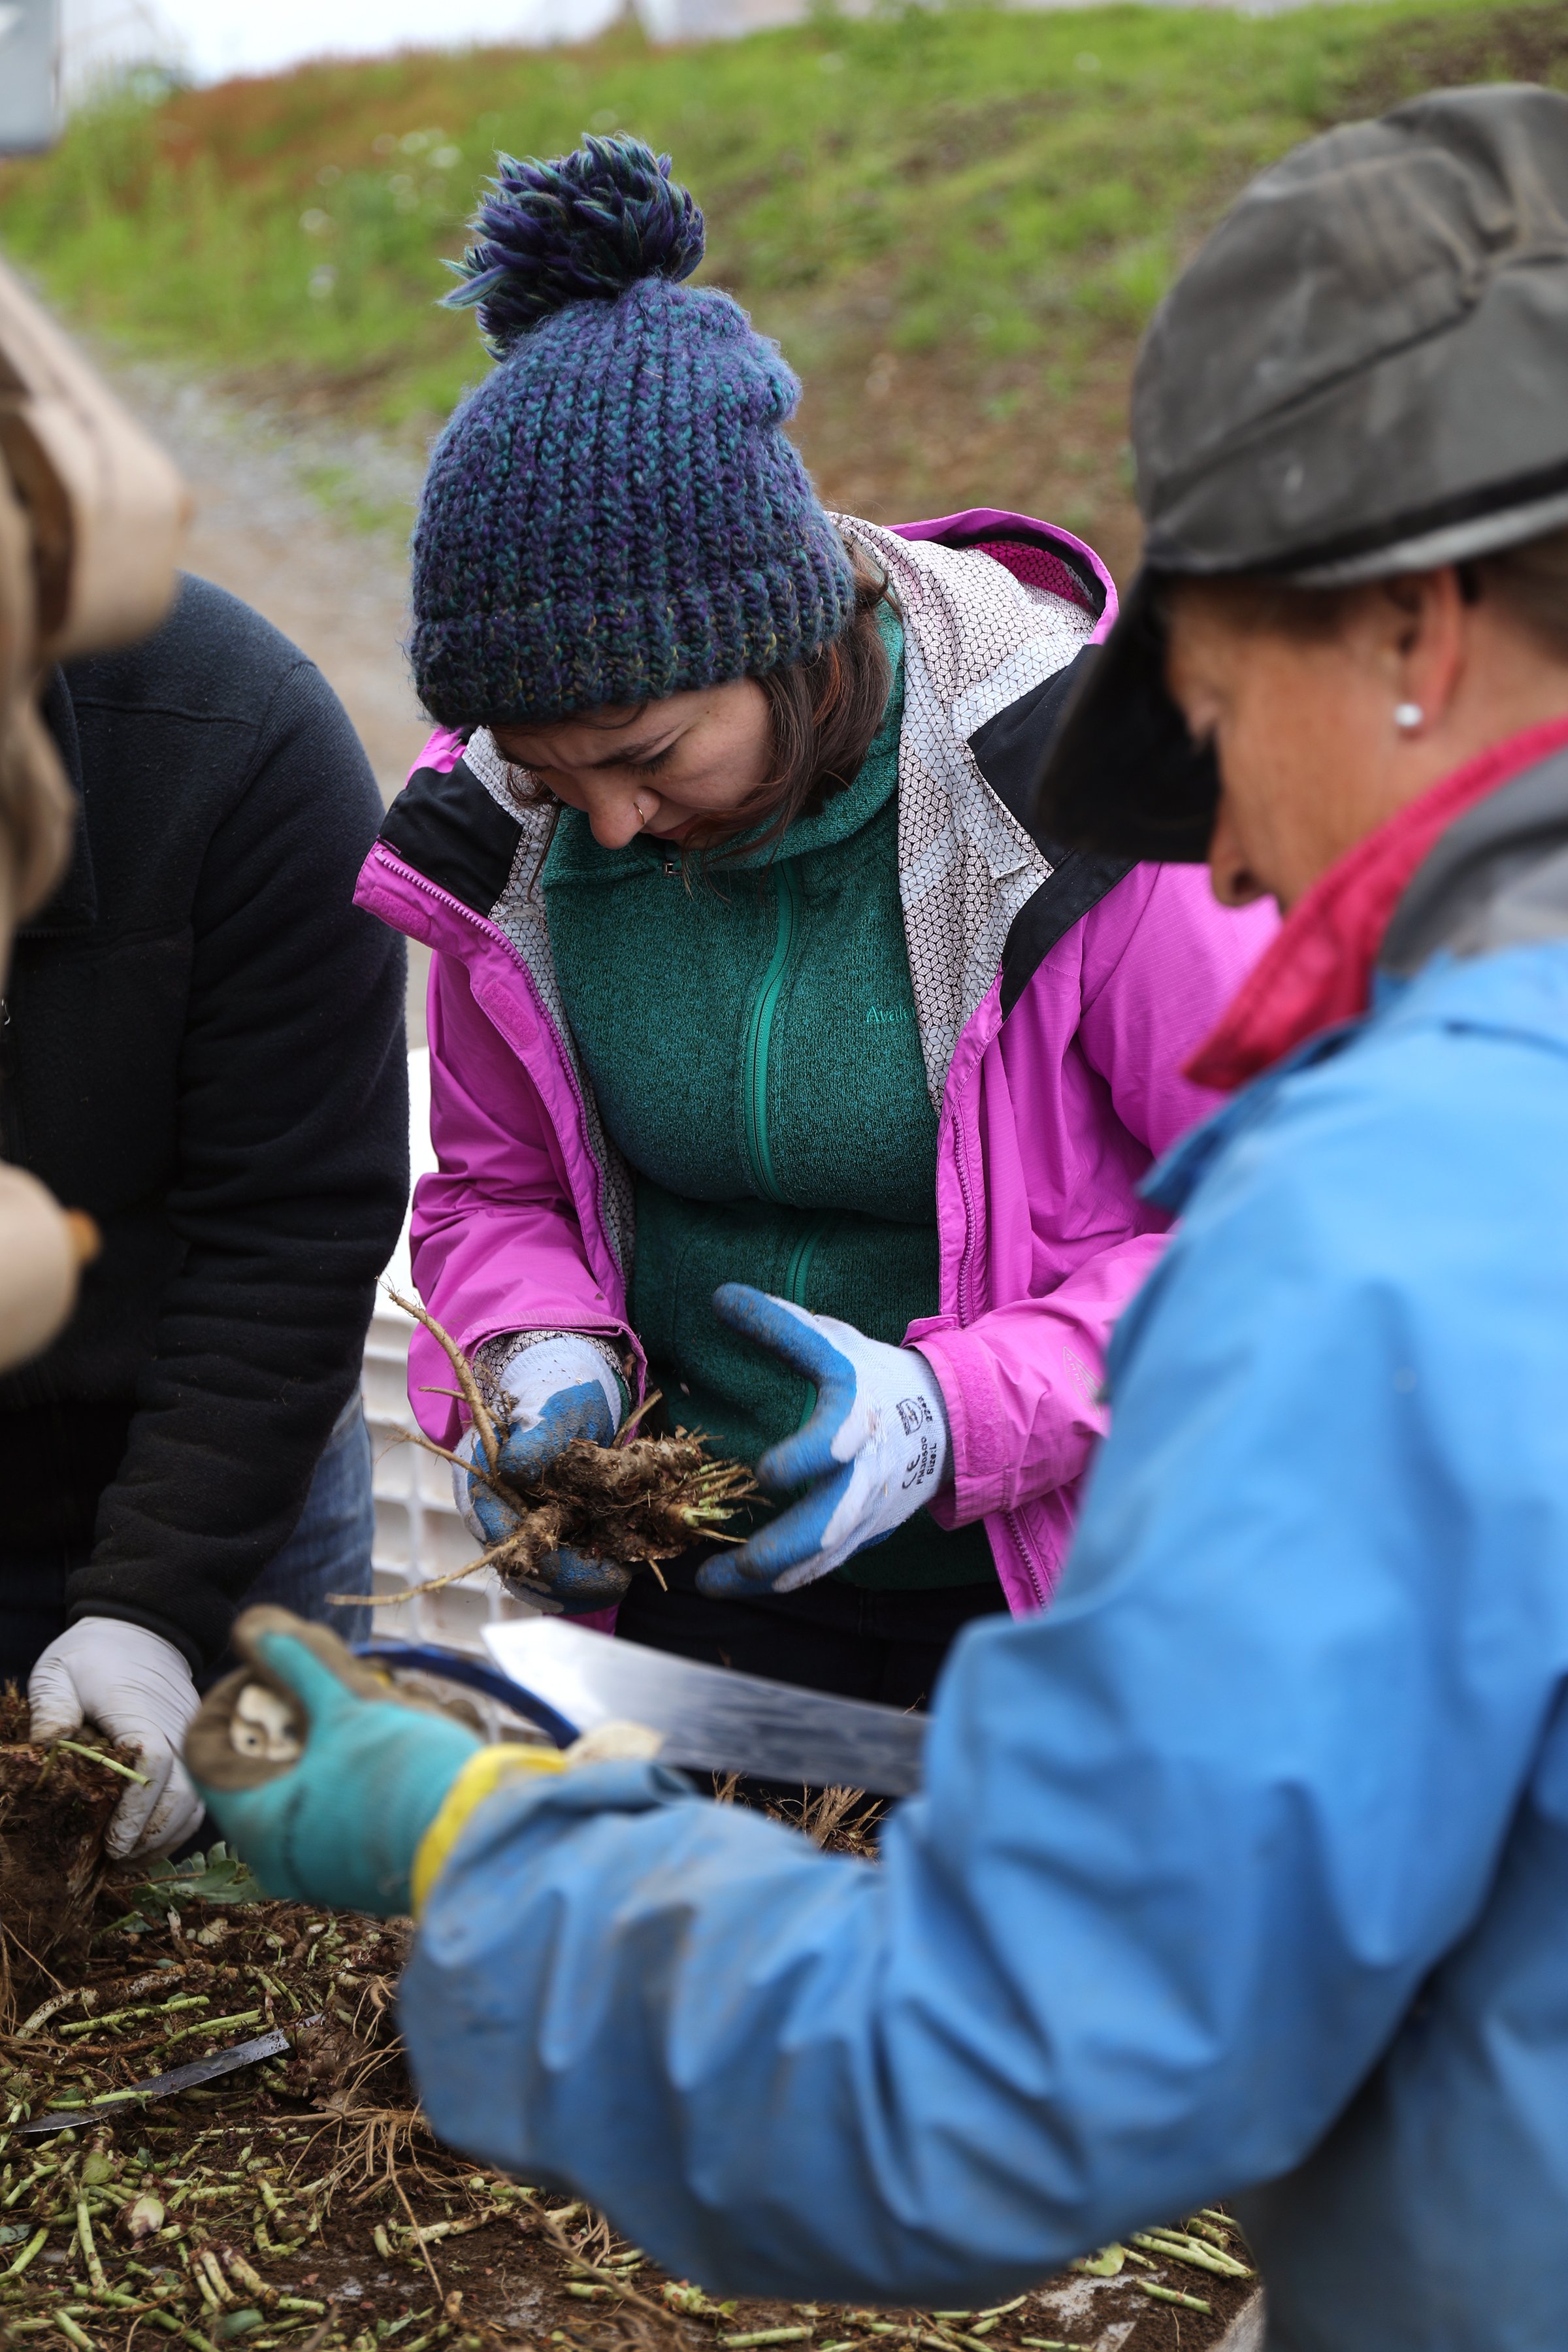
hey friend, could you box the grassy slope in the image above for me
[3,0,1565,576]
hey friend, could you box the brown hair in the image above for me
[723,541,894,867]
[1477,524,1568,662]
[1171,522,1568,657]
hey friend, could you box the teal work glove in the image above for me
[185,1607,485,1916]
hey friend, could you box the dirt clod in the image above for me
[0,1690,131,2012]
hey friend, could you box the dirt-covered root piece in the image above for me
[482,1431,760,1602]
[385,1290,759,1602]
[546,1433,757,1545]
[0,1690,130,2010]
[484,1499,571,1586]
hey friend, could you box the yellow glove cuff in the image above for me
[411,1740,566,1915]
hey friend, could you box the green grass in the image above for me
[3,0,1563,567]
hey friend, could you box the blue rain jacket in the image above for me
[400,928,1568,2352]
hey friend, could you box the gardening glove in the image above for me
[29,1619,204,1860]
[454,1332,632,1613]
[696,1284,951,1597]
[185,1605,564,1915]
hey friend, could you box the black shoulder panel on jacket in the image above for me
[969,644,1100,832]
[379,756,525,917]
[998,849,1138,1017]
[967,647,1135,1016]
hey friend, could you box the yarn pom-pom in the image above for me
[444,133,705,354]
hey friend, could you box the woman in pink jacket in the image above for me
[355,136,1273,1705]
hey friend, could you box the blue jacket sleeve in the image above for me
[398,997,1566,2300]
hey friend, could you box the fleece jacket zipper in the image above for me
[742,862,832,1434]
[742,863,800,1205]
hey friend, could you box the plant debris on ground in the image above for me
[0,1810,1258,2352]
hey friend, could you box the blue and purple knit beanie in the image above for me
[410,135,855,727]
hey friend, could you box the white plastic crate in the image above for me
[364,1048,552,1665]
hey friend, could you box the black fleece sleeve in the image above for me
[67,662,408,1670]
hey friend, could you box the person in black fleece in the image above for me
[1,575,408,1857]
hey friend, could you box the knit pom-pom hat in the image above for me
[411,135,855,728]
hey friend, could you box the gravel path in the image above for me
[101,357,436,1039]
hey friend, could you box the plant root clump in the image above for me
[0,1689,134,2014]
[388,1289,757,1605]
[476,1429,757,1592]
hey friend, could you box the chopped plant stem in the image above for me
[0,1789,1252,2352]
[52,1742,151,1787]
[76,2195,108,2293]
[1132,2229,1252,2278]
[1138,2282,1213,2313]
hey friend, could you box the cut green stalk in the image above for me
[720,2331,813,2347]
[1137,2282,1212,2313]
[3,2227,46,2276]
[76,2199,107,2295]
[51,1740,150,1786]
[1132,2229,1252,2278]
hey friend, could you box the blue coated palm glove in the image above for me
[455,1334,631,1612]
[697,1284,951,1597]
[185,1609,485,1914]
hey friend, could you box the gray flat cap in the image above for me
[1036,82,1568,861]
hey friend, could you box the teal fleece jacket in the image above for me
[542,614,992,1588]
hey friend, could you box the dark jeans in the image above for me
[0,1396,375,1689]
[615,1547,1009,1714]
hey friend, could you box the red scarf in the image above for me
[1186,714,1568,1093]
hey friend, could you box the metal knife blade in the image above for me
[18,2017,321,2136]
[482,1618,926,1796]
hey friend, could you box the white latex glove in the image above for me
[29,1620,204,1859]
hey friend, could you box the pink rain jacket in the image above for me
[355,512,1275,1612]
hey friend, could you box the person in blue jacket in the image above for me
[188,84,1568,2352]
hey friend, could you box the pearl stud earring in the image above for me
[1394,702,1425,734]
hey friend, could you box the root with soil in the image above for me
[0,1690,142,2020]
[385,1289,757,1606]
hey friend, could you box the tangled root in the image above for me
[387,1290,757,1605]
